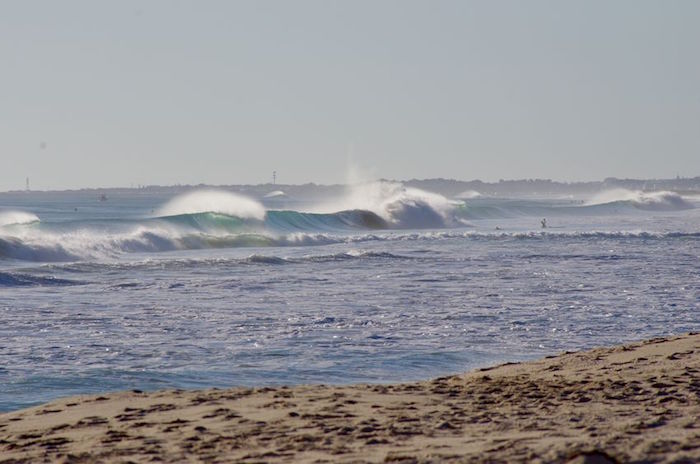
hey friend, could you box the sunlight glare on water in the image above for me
[1,188,699,411]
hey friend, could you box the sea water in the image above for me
[1,185,699,411]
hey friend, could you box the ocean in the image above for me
[1,184,698,411]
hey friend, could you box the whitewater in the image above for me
[1,183,699,411]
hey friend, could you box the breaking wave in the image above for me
[310,181,460,228]
[1,227,698,263]
[157,190,266,220]
[454,190,696,220]
[1,187,697,263]
[585,189,694,211]
[0,211,40,227]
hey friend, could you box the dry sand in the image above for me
[1,333,699,463]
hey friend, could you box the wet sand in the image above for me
[1,333,699,463]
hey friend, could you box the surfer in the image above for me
[541,218,547,229]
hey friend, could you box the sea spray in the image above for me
[310,180,460,228]
[0,211,40,227]
[1,188,696,263]
[2,188,699,413]
[157,189,266,220]
[455,190,483,200]
[585,189,693,210]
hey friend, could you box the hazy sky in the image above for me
[2,0,699,191]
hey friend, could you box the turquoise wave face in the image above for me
[0,209,392,262]
[264,209,388,233]
[157,209,389,234]
[2,193,697,263]
[158,212,258,233]
[454,196,696,220]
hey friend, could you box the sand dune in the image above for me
[1,333,699,463]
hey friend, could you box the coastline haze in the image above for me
[2,0,699,191]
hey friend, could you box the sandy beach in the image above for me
[1,333,699,463]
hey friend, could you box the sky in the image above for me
[1,0,699,191]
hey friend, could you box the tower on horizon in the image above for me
[273,171,276,185]
[26,177,30,191]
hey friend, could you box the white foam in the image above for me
[310,180,458,228]
[0,211,40,227]
[586,189,693,210]
[455,190,482,200]
[157,189,266,220]
[264,190,286,198]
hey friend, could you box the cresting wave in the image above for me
[456,191,697,220]
[585,189,694,210]
[156,185,460,229]
[0,211,40,227]
[1,186,697,262]
[157,190,266,220]
[1,227,699,263]
[311,181,461,228]
[0,186,464,262]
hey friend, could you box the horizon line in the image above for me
[3,175,700,195]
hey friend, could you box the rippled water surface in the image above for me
[1,189,699,411]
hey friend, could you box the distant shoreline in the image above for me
[2,333,698,462]
[2,175,700,199]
